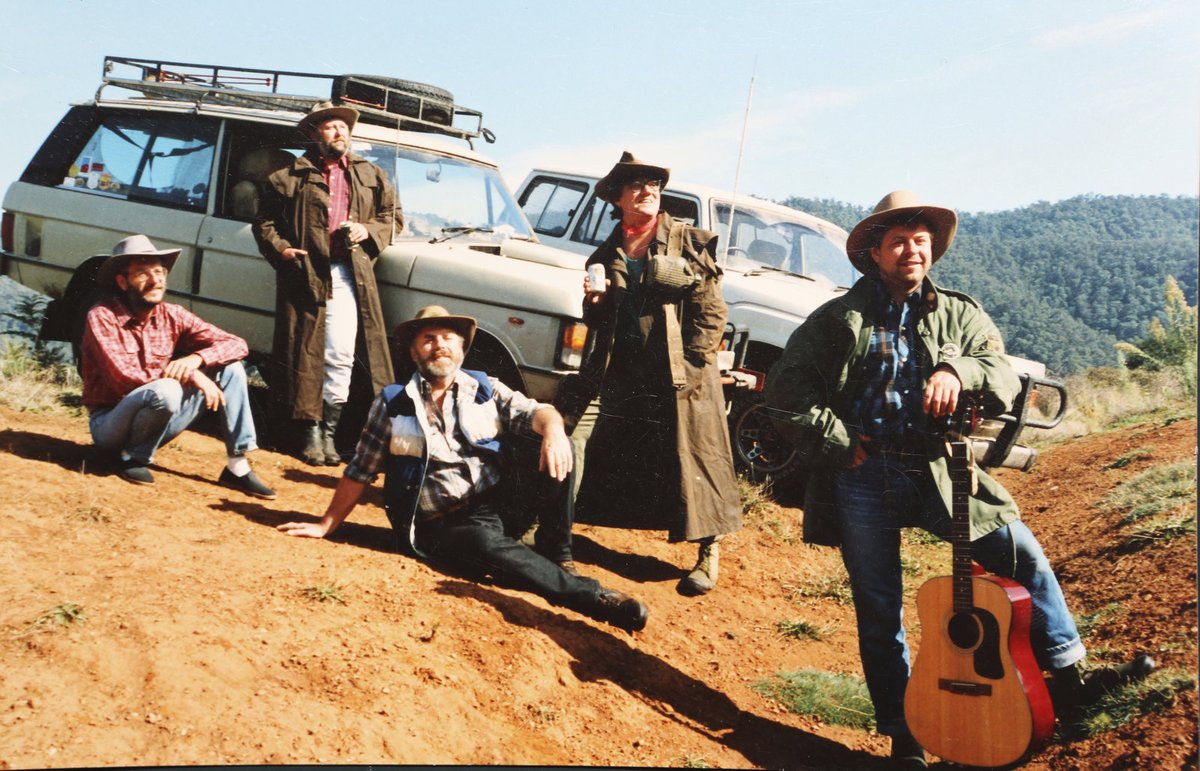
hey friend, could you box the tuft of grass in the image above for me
[1119,514,1196,552]
[28,602,86,631]
[739,477,776,519]
[1031,367,1194,446]
[1097,460,1196,525]
[1061,670,1196,740]
[1104,447,1153,470]
[786,571,854,606]
[527,704,560,725]
[0,341,83,414]
[753,669,875,729]
[1073,602,1126,641]
[776,618,836,641]
[672,756,711,769]
[302,583,348,604]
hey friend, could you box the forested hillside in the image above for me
[780,194,1198,374]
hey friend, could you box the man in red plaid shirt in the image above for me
[81,234,276,498]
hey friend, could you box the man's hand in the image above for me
[281,247,308,261]
[191,369,226,411]
[583,275,611,306]
[164,353,203,382]
[277,520,331,538]
[343,222,370,244]
[539,428,574,482]
[923,368,962,418]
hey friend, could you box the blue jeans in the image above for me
[834,453,1085,736]
[89,362,258,464]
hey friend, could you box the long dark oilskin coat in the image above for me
[564,213,742,542]
[254,150,398,420]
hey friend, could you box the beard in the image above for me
[415,351,461,380]
[318,137,349,159]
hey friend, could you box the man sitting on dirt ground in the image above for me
[276,306,649,634]
[763,191,1154,768]
[81,234,276,499]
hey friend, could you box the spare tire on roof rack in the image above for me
[331,75,454,128]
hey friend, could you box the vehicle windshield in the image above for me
[353,142,534,242]
[712,200,855,287]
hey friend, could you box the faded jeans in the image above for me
[89,362,258,464]
[324,261,359,405]
[833,453,1086,736]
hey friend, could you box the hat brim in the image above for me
[846,205,958,274]
[596,162,671,204]
[393,315,477,362]
[97,249,181,291]
[298,105,359,136]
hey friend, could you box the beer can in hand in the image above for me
[587,263,606,293]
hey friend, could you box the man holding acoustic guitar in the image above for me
[763,191,1154,768]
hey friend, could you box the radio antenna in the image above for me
[722,65,755,264]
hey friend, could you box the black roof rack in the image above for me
[97,55,494,146]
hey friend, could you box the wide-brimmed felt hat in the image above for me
[595,151,671,204]
[297,101,359,135]
[846,190,958,275]
[96,234,181,291]
[393,305,477,361]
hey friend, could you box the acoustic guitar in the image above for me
[903,438,1055,767]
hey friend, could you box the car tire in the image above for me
[333,75,454,127]
[728,391,806,502]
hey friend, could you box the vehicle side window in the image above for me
[519,177,587,238]
[571,195,617,247]
[58,112,217,211]
[219,122,305,221]
[659,194,699,226]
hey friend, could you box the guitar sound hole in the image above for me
[947,611,981,649]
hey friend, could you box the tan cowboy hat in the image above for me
[297,101,360,135]
[96,234,182,290]
[393,305,477,361]
[846,190,958,275]
[595,151,671,204]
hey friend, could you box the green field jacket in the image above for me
[763,276,1023,546]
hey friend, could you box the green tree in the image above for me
[1115,276,1198,396]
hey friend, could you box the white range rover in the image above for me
[0,56,589,408]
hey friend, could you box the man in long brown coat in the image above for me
[254,102,397,465]
[561,151,742,596]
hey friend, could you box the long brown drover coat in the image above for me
[563,213,741,542]
[253,150,398,420]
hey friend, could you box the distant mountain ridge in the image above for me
[779,194,1199,373]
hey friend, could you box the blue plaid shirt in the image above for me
[850,278,931,446]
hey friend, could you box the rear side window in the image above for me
[52,110,217,212]
[519,177,588,238]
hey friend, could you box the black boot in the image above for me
[321,400,344,466]
[1051,654,1156,716]
[298,421,324,466]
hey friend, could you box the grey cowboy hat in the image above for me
[845,190,958,275]
[393,305,478,361]
[96,234,181,291]
[595,151,671,204]
[297,101,360,136]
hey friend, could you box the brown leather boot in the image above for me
[299,421,324,466]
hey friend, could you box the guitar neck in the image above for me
[949,440,974,614]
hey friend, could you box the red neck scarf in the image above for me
[622,214,658,238]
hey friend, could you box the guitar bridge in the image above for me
[938,678,993,696]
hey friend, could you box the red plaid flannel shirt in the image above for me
[81,295,248,411]
[323,155,351,261]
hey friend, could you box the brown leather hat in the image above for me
[297,101,359,136]
[595,151,670,204]
[96,234,181,291]
[393,305,477,361]
[845,190,958,274]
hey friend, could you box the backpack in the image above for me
[39,253,109,369]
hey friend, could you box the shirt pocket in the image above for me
[459,403,502,441]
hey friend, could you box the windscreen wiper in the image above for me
[430,226,494,244]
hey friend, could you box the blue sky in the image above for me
[1,0,1196,213]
